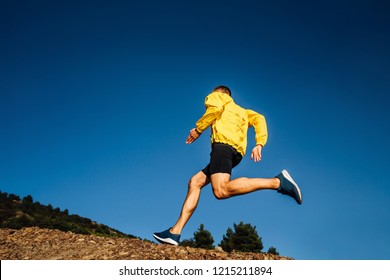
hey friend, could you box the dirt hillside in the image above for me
[0,227,292,260]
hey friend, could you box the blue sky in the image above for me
[1,0,389,259]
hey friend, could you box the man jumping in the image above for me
[153,85,302,245]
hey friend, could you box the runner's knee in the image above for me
[188,176,204,191]
[212,184,229,200]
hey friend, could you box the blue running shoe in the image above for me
[275,170,303,205]
[153,228,180,245]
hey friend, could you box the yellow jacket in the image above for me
[195,91,268,156]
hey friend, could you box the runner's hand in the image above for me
[186,128,201,144]
[251,145,263,162]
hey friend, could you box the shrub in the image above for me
[267,246,279,255]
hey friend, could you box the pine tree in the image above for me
[180,224,215,249]
[219,221,263,253]
[194,224,214,249]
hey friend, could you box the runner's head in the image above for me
[213,85,231,96]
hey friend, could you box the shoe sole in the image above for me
[282,170,303,204]
[153,234,179,246]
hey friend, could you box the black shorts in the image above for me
[202,143,243,178]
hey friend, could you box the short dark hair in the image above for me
[213,85,231,96]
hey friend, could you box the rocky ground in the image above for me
[0,227,292,260]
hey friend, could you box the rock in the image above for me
[215,246,224,252]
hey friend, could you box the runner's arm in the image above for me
[247,109,268,147]
[195,93,224,133]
